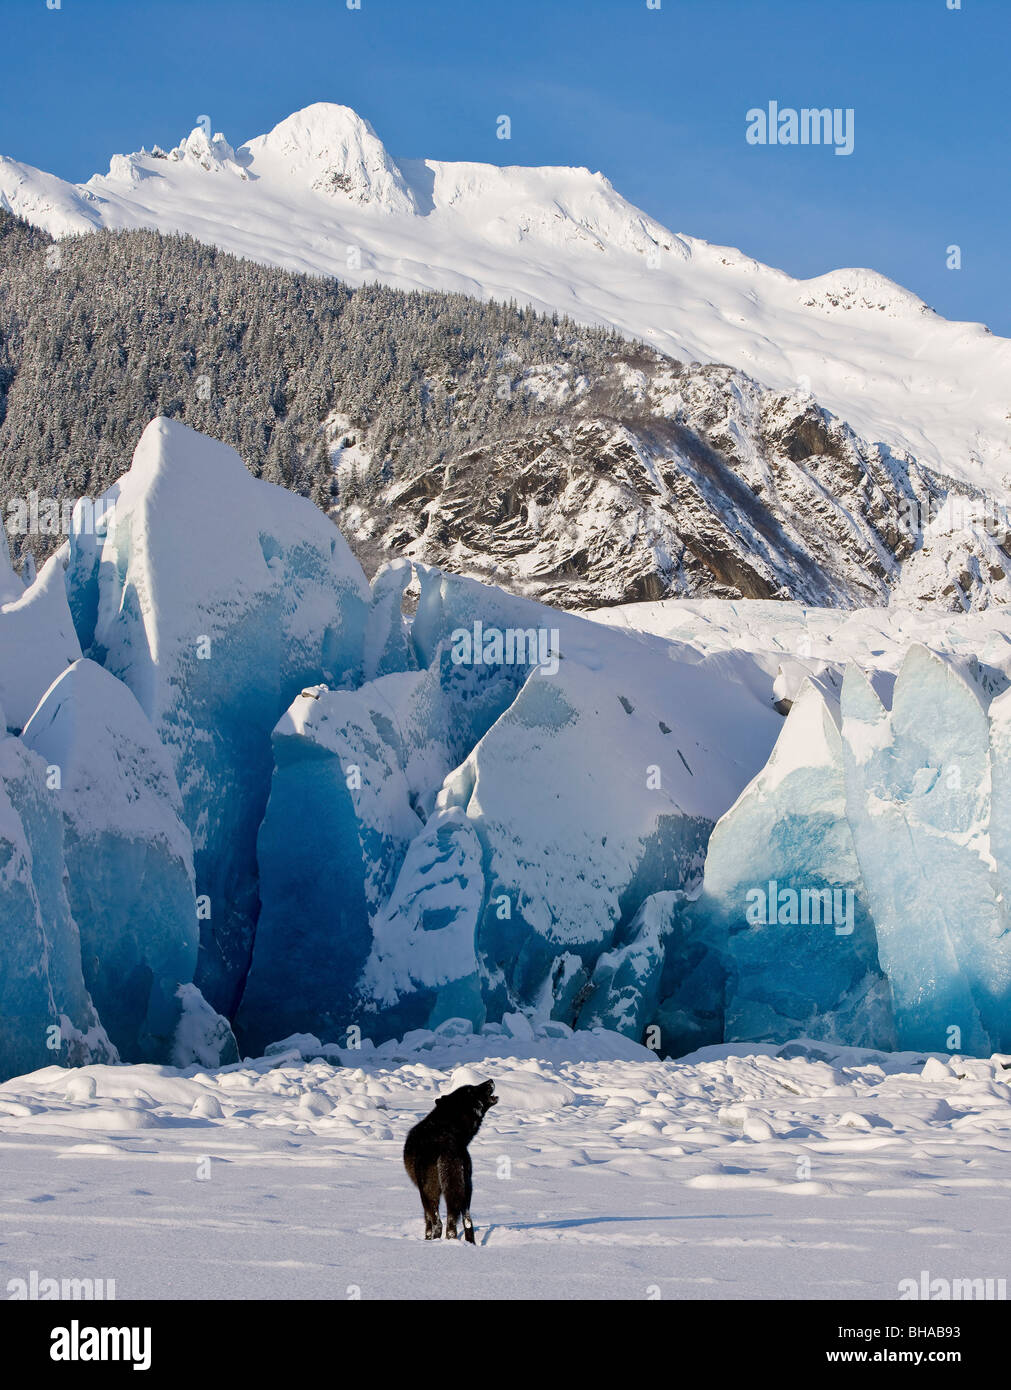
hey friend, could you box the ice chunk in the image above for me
[578,891,682,1041]
[364,559,419,680]
[357,807,486,1041]
[171,984,238,1068]
[0,734,115,1081]
[841,648,1008,1054]
[22,659,202,1062]
[0,553,81,732]
[692,680,895,1050]
[989,683,1011,932]
[64,418,370,1015]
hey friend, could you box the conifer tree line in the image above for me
[0,210,646,571]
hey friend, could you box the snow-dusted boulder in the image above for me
[64,418,370,1016]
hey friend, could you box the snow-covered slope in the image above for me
[357,359,998,612]
[3,102,1009,488]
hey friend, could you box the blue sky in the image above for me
[3,0,1008,334]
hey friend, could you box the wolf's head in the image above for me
[476,1078,498,1112]
[435,1079,498,1134]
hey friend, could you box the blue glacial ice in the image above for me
[22,658,234,1064]
[238,572,554,1052]
[63,418,370,1015]
[840,647,1011,1054]
[239,560,781,1048]
[577,890,685,1040]
[3,417,1011,1078]
[0,728,115,1077]
[690,679,896,1050]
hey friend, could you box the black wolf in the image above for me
[403,1079,498,1243]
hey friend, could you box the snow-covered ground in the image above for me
[2,1031,1008,1301]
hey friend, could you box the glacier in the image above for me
[2,416,1011,1081]
[21,658,229,1063]
[63,417,369,1016]
[689,679,895,1051]
[242,555,785,1049]
[0,727,115,1078]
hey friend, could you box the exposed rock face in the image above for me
[342,357,982,612]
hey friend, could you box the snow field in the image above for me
[1,1031,1009,1300]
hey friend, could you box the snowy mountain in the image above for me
[3,107,1011,1083]
[3,101,1010,495]
[1,210,1008,613]
[358,357,1005,611]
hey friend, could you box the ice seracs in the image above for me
[692,679,895,1050]
[21,659,219,1064]
[0,731,115,1080]
[3,417,1011,1077]
[63,417,369,1017]
[841,648,1011,1054]
[0,553,81,734]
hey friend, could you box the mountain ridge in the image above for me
[3,102,1009,492]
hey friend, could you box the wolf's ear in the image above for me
[482,1079,495,1093]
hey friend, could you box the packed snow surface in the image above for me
[0,1031,1008,1300]
[3,103,1010,487]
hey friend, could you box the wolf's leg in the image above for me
[462,1152,476,1244]
[421,1168,443,1240]
[439,1155,465,1240]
